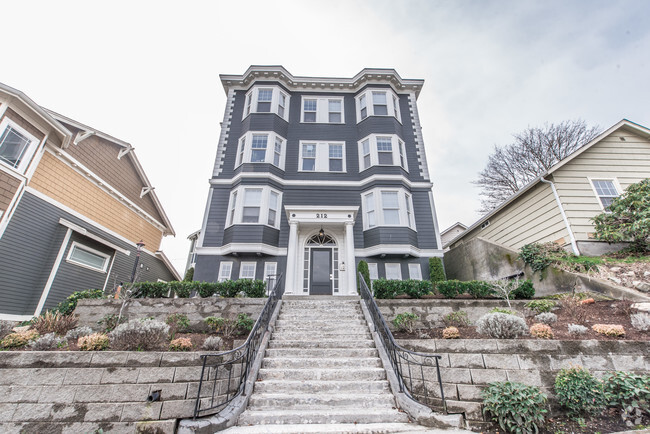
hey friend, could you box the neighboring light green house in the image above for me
[446,119,650,257]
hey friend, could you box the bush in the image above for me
[511,279,535,299]
[476,313,528,339]
[54,289,104,316]
[97,314,126,333]
[169,337,193,351]
[592,324,625,337]
[560,295,587,323]
[357,260,370,289]
[166,314,190,339]
[1,330,39,348]
[603,371,650,426]
[198,282,218,298]
[183,267,194,282]
[568,324,588,335]
[78,333,109,351]
[534,312,557,325]
[202,336,223,351]
[372,279,431,299]
[466,280,495,298]
[429,257,446,282]
[555,366,605,416]
[443,311,470,327]
[242,279,266,298]
[168,281,190,298]
[631,313,650,331]
[31,311,78,336]
[391,312,419,334]
[530,323,554,339]
[490,307,516,315]
[482,381,548,434]
[519,242,566,273]
[109,319,169,350]
[525,299,556,314]
[65,326,94,340]
[205,314,254,338]
[442,326,460,339]
[0,320,14,339]
[435,280,464,298]
[29,333,67,350]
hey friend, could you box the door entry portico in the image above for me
[310,248,332,295]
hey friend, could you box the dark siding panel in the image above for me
[363,227,418,247]
[203,187,230,247]
[194,254,287,294]
[222,226,279,246]
[412,190,438,250]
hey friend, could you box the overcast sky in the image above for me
[3,0,650,274]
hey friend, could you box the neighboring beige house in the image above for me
[440,222,467,251]
[446,119,650,256]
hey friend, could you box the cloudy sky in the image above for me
[3,0,649,273]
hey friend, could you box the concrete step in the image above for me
[221,422,453,433]
[274,325,369,333]
[268,339,375,349]
[271,331,371,340]
[238,408,410,425]
[258,367,387,381]
[252,379,391,394]
[278,314,363,321]
[262,357,383,369]
[265,347,379,358]
[275,319,367,327]
[248,393,396,410]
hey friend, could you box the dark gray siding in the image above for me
[202,187,230,247]
[357,256,431,281]
[194,254,286,295]
[364,227,418,247]
[0,192,176,316]
[223,226,279,246]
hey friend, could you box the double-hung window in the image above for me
[299,140,346,172]
[0,118,39,173]
[66,242,111,273]
[590,179,620,211]
[408,263,422,280]
[358,134,408,171]
[300,96,345,123]
[240,262,256,279]
[218,261,233,282]
[361,188,416,230]
[355,88,401,123]
[385,263,402,280]
[226,186,282,228]
[243,86,290,120]
[235,132,286,170]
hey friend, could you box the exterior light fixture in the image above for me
[130,240,145,283]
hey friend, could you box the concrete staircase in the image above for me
[226,296,434,433]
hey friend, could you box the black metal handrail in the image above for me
[359,273,447,413]
[193,274,283,419]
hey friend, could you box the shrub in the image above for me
[166,314,190,339]
[435,280,464,298]
[466,280,495,298]
[443,311,470,327]
[1,330,39,348]
[169,337,193,351]
[476,313,528,339]
[31,311,78,336]
[525,299,556,314]
[357,260,370,289]
[568,324,588,335]
[0,320,14,339]
[54,289,104,316]
[78,333,109,351]
[169,281,190,298]
[109,319,169,350]
[97,314,126,333]
[429,257,446,282]
[65,326,94,340]
[559,295,587,323]
[183,267,194,282]
[482,381,548,434]
[243,279,267,298]
[511,279,535,299]
[205,314,254,338]
[530,323,554,339]
[28,333,67,350]
[219,280,239,298]
[442,326,460,339]
[602,371,650,426]
[372,279,431,299]
[391,312,419,334]
[555,366,605,416]
[202,336,223,351]
[198,282,218,298]
[236,313,255,333]
[519,242,566,273]
[534,312,557,325]
[490,307,516,315]
[592,324,625,337]
[631,313,650,331]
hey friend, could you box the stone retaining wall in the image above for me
[396,338,650,429]
[0,350,236,434]
[75,298,266,330]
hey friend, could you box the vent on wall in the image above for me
[480,220,490,229]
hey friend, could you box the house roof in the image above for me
[220,65,425,98]
[155,250,182,281]
[440,222,468,237]
[446,119,650,247]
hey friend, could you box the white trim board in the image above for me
[59,218,130,255]
[196,244,288,256]
[35,228,73,316]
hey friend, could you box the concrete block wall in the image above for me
[0,351,239,434]
[396,338,650,428]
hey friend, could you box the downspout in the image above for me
[540,176,580,255]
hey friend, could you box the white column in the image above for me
[285,221,299,294]
[345,221,356,295]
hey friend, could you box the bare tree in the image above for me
[474,120,600,213]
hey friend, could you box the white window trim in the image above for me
[355,88,402,123]
[0,117,39,173]
[357,134,408,172]
[300,96,345,124]
[298,140,347,173]
[235,131,287,170]
[368,263,379,280]
[65,241,111,273]
[588,177,622,212]
[239,261,257,279]
[242,86,290,121]
[218,261,233,282]
[408,263,422,280]
[264,262,278,294]
[225,185,283,229]
[385,263,402,280]
[361,187,416,230]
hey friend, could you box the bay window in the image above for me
[235,132,286,170]
[361,187,416,230]
[355,88,401,123]
[357,134,408,171]
[243,86,290,121]
[300,96,345,123]
[299,141,346,172]
[226,186,283,228]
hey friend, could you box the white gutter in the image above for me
[540,176,580,255]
